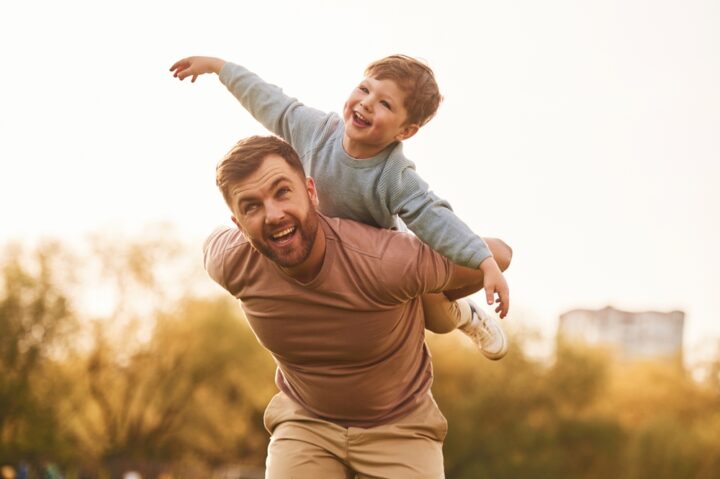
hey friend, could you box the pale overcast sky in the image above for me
[1,0,718,348]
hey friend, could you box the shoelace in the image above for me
[466,312,493,344]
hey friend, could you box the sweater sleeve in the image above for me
[389,166,492,269]
[218,62,329,161]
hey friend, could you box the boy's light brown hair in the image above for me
[216,135,306,207]
[365,54,443,127]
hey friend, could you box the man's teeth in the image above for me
[272,227,295,239]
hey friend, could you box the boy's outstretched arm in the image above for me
[169,55,328,160]
[170,56,225,82]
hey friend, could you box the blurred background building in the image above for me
[558,306,685,361]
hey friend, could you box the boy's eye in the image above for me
[359,86,369,93]
[380,100,391,109]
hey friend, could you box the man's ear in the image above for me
[306,176,320,208]
[395,123,419,142]
[231,215,244,232]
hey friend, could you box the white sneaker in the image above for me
[459,300,508,360]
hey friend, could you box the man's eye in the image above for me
[244,204,259,213]
[278,187,291,196]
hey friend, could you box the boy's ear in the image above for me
[395,124,419,142]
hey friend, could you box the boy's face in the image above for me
[342,76,419,157]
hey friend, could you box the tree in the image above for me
[0,241,77,464]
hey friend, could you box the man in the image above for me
[204,136,512,478]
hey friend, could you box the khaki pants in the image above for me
[263,391,448,479]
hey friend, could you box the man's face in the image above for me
[229,154,319,269]
[342,76,419,157]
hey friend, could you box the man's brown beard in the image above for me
[252,205,319,268]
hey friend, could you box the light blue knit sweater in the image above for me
[219,62,490,268]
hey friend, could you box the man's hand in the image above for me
[169,56,226,83]
[479,257,510,318]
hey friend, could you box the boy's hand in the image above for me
[479,257,510,318]
[169,56,226,82]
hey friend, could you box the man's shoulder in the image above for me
[204,226,250,253]
[203,226,255,290]
[320,215,453,304]
[321,215,423,264]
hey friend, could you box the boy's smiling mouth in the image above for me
[352,111,371,127]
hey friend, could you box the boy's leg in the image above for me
[422,293,472,333]
[422,293,508,360]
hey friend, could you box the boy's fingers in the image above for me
[191,74,198,83]
[501,292,510,318]
[485,288,494,306]
[169,60,184,71]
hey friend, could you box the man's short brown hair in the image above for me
[365,54,443,127]
[216,135,306,207]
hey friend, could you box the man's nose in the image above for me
[265,200,286,223]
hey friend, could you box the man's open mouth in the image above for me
[269,226,297,245]
[353,111,371,127]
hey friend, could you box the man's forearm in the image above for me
[442,238,512,301]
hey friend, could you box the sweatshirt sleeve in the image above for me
[218,62,329,160]
[389,167,492,269]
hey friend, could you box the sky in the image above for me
[1,0,718,351]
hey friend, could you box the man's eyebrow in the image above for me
[269,176,292,190]
[235,175,292,204]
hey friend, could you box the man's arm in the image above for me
[369,225,511,317]
[202,226,238,291]
[443,238,512,317]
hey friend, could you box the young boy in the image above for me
[170,55,510,359]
